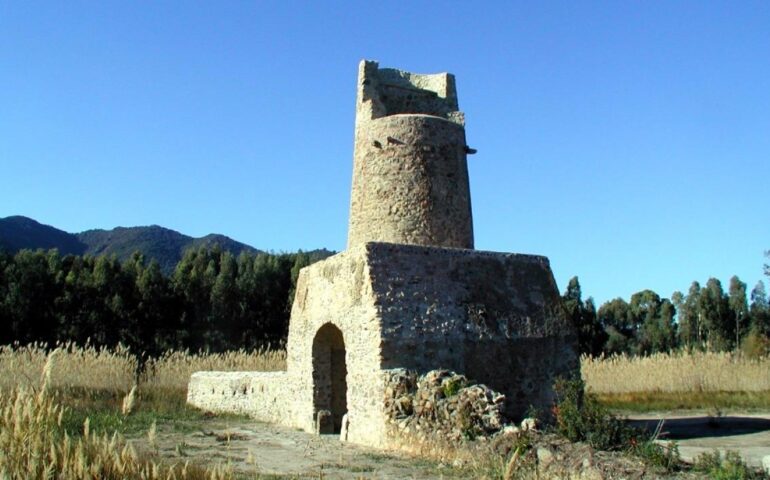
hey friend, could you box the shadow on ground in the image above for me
[628,416,770,440]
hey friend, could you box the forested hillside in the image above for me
[76,226,260,274]
[0,247,328,355]
[0,216,278,273]
[0,216,87,256]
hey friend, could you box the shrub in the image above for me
[552,377,681,472]
[442,377,465,398]
[553,377,633,450]
[694,450,764,480]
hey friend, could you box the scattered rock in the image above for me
[537,447,554,467]
[501,425,520,435]
[520,417,537,432]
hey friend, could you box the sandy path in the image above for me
[128,417,458,479]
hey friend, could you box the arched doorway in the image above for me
[312,323,348,434]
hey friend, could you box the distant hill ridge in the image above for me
[0,216,330,274]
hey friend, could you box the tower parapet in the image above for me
[347,60,474,250]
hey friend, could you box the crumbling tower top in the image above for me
[347,60,474,250]
[355,60,463,125]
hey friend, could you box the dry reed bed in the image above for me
[0,352,233,479]
[4,344,768,397]
[582,351,770,394]
[0,343,286,393]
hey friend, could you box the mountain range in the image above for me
[0,216,314,274]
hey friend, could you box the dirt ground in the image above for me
[127,412,770,478]
[628,412,770,468]
[128,417,461,479]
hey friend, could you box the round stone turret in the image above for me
[347,60,474,250]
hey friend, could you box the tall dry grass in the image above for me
[582,351,770,394]
[5,343,768,397]
[142,347,286,391]
[0,350,233,479]
[0,342,286,395]
[0,342,137,393]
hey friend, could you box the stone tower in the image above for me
[347,61,474,250]
[188,60,579,449]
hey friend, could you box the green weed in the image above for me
[694,450,764,480]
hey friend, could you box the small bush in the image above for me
[552,377,681,472]
[553,377,633,450]
[631,440,680,472]
[694,450,764,480]
[442,377,465,398]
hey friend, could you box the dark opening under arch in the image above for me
[312,323,348,434]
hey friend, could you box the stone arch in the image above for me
[312,323,348,434]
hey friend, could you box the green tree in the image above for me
[211,251,239,349]
[750,281,769,336]
[0,251,12,343]
[597,298,634,355]
[728,275,748,348]
[174,246,223,350]
[2,250,60,344]
[133,259,178,355]
[562,277,606,357]
[629,290,677,354]
[680,282,703,348]
[699,278,732,350]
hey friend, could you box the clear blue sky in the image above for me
[2,1,768,305]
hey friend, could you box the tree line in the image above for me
[0,246,318,356]
[2,245,768,359]
[564,255,770,357]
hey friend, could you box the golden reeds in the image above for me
[581,351,770,394]
[0,342,285,395]
[0,382,232,479]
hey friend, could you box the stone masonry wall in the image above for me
[355,60,461,125]
[285,246,388,446]
[365,242,580,418]
[348,114,473,249]
[187,242,578,446]
[348,60,473,250]
[187,371,291,423]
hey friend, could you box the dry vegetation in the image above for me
[0,349,235,479]
[582,351,770,394]
[7,343,766,399]
[582,351,770,412]
[0,343,286,479]
[0,342,286,394]
[1,344,768,478]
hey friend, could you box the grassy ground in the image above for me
[56,386,215,436]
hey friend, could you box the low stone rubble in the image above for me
[384,369,507,443]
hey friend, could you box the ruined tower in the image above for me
[348,61,473,249]
[188,60,579,449]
